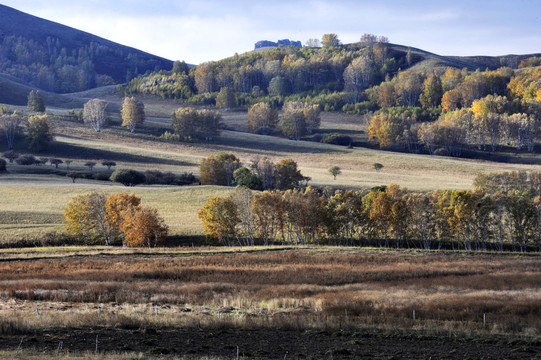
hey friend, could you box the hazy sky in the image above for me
[2,0,540,64]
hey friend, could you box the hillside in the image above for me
[0,4,173,93]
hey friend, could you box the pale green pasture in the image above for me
[0,177,232,241]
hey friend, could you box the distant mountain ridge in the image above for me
[0,4,173,94]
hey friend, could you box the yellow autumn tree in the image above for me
[64,194,95,245]
[121,97,145,132]
[120,205,168,248]
[198,196,239,246]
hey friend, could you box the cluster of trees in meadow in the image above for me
[0,97,54,153]
[199,172,541,252]
[199,152,308,190]
[64,192,168,247]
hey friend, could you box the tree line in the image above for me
[199,172,541,252]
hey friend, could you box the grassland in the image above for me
[0,247,539,359]
[2,95,541,244]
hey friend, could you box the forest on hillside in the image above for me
[124,34,541,157]
[0,35,169,93]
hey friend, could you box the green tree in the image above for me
[110,169,146,186]
[233,167,262,190]
[50,158,63,168]
[121,97,145,132]
[372,162,383,171]
[27,90,45,112]
[281,102,306,140]
[171,107,222,141]
[102,161,116,170]
[172,60,189,75]
[321,33,341,48]
[275,159,305,190]
[216,87,236,108]
[328,165,341,180]
[200,155,227,185]
[268,75,290,97]
[2,151,19,164]
[26,115,54,152]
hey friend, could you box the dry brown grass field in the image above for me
[0,247,540,359]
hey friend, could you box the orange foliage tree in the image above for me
[120,206,168,248]
[105,193,141,246]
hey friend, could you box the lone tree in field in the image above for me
[83,99,108,132]
[372,162,384,172]
[328,165,342,180]
[120,97,145,132]
[85,162,96,171]
[50,158,63,168]
[66,171,81,183]
[26,115,54,152]
[102,161,116,170]
[27,90,45,112]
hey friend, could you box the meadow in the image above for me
[0,247,539,359]
[2,95,541,244]
[1,96,541,358]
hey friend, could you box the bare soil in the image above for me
[2,326,540,359]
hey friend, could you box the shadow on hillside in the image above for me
[47,142,196,167]
[215,132,349,156]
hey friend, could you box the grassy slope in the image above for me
[1,95,541,242]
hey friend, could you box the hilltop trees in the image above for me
[121,97,145,132]
[83,99,108,132]
[321,33,341,48]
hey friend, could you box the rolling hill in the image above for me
[0,4,173,94]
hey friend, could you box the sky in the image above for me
[1,0,540,64]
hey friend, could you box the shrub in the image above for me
[2,151,19,163]
[15,155,37,165]
[0,158,6,172]
[110,169,146,187]
[321,133,352,146]
[434,148,449,156]
[93,172,111,181]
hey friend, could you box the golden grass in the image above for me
[0,247,539,337]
